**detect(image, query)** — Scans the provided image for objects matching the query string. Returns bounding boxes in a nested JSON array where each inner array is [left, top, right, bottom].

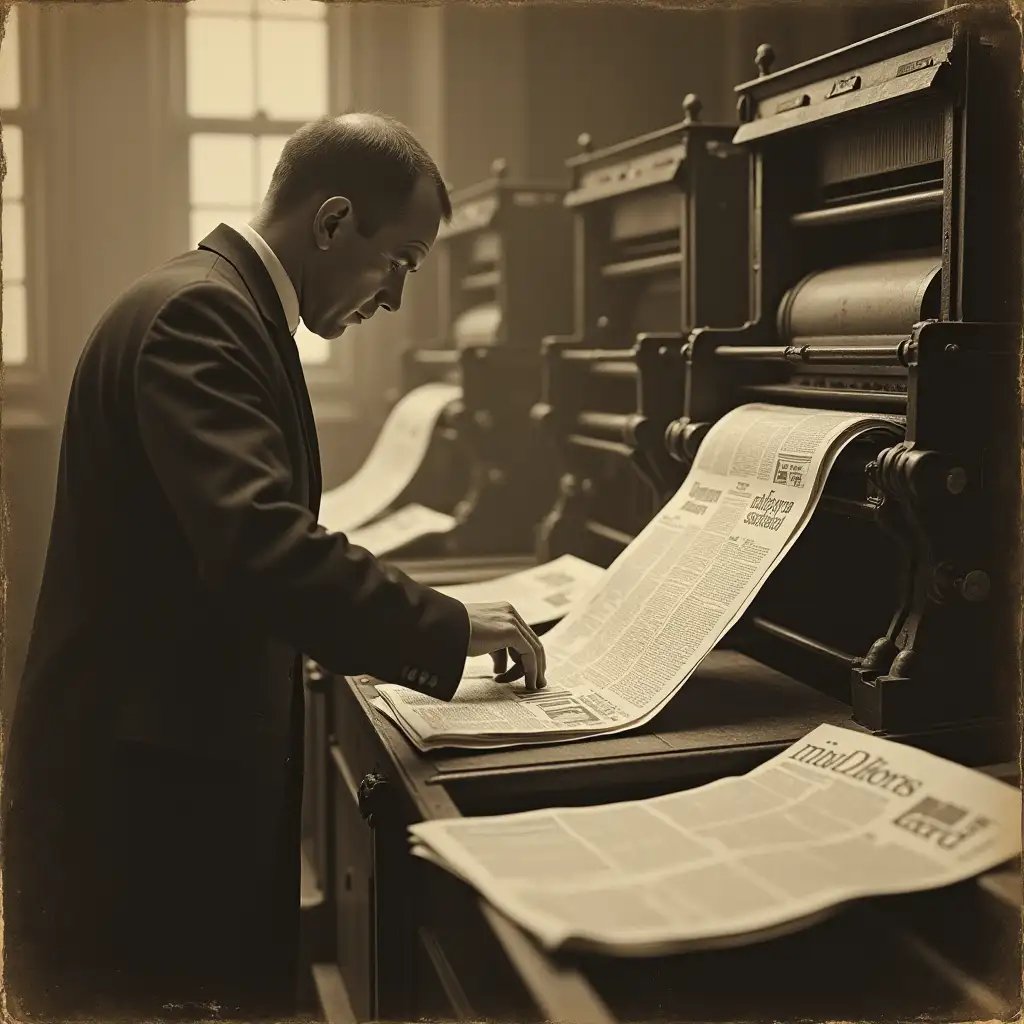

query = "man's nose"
[[377, 277, 406, 314]]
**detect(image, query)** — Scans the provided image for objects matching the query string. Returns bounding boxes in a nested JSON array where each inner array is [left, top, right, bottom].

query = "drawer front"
[[415, 861, 537, 1021], [412, 923, 468, 1021], [330, 739, 375, 1022]]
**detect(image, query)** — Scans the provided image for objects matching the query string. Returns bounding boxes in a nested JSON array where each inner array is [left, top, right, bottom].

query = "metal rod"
[[567, 434, 633, 458], [716, 342, 908, 365], [577, 411, 636, 436], [601, 251, 682, 279], [790, 187, 944, 227], [819, 495, 884, 521], [584, 520, 634, 547], [412, 349, 460, 365], [742, 384, 907, 412], [749, 617, 859, 668], [592, 362, 639, 379], [562, 348, 635, 362]]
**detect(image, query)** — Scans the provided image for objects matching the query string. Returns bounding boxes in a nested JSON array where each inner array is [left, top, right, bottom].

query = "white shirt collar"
[[234, 221, 300, 337]]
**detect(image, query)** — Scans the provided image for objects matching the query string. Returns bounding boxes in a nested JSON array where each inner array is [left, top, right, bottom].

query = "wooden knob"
[[490, 157, 508, 179], [577, 132, 593, 153], [755, 43, 775, 76], [682, 93, 702, 124], [357, 772, 390, 827]]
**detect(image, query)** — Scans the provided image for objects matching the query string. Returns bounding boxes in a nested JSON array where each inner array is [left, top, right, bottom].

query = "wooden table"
[[308, 649, 1021, 1023]]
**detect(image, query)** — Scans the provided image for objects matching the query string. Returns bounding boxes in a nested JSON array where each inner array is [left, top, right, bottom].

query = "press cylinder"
[[776, 254, 941, 344]]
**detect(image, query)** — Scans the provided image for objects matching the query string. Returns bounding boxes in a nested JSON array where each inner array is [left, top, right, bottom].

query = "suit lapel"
[[199, 225, 323, 515]]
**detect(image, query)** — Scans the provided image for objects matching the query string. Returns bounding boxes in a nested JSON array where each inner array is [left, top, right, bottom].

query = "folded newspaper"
[[371, 403, 902, 751], [409, 723, 1022, 957]]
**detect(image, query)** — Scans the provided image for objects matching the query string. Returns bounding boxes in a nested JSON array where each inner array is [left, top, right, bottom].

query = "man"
[[2, 113, 547, 1020]]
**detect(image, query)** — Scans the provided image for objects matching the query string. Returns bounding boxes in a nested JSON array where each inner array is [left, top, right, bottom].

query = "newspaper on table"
[[372, 403, 902, 751], [409, 723, 1022, 957], [435, 555, 605, 628], [318, 382, 460, 534], [347, 504, 457, 556]]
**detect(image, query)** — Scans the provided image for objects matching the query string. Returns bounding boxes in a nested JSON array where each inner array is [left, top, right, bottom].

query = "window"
[[1, 5, 27, 368], [185, 0, 340, 367]]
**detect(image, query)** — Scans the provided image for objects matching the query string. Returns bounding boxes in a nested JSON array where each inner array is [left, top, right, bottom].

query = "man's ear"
[[313, 196, 354, 250]]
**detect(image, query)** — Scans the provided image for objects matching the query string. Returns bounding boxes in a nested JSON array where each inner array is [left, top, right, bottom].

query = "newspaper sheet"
[[435, 555, 605, 627], [318, 383, 460, 534], [347, 504, 457, 556], [409, 723, 1022, 956], [374, 403, 901, 750]]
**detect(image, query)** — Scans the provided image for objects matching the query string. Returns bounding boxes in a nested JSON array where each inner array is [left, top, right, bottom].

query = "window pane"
[[2, 198, 24, 282], [3, 281, 27, 365], [257, 134, 290, 199], [295, 320, 330, 365], [186, 16, 255, 118], [257, 0, 325, 18], [256, 20, 327, 121], [4, 124, 22, 200], [190, 206, 255, 248], [0, 5, 20, 110], [191, 134, 256, 207], [189, 0, 254, 14]]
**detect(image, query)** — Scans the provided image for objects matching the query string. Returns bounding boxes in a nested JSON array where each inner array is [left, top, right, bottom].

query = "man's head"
[[254, 112, 451, 340]]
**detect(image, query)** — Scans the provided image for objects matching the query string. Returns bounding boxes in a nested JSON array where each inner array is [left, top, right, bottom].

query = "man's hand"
[[464, 602, 547, 691]]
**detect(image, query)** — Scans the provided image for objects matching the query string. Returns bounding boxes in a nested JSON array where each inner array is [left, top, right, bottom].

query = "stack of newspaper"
[[409, 724, 1022, 956], [371, 403, 902, 751]]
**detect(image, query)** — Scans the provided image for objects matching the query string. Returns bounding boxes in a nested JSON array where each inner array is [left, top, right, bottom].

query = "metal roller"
[[453, 303, 501, 348], [776, 254, 941, 344]]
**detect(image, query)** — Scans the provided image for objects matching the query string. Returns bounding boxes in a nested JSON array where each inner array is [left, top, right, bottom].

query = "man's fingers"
[[508, 609, 545, 690], [513, 609, 546, 688], [494, 649, 524, 684], [481, 606, 547, 691], [494, 633, 538, 690], [508, 633, 539, 691]]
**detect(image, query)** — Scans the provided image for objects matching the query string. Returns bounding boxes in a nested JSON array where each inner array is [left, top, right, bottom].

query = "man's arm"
[[134, 280, 469, 700]]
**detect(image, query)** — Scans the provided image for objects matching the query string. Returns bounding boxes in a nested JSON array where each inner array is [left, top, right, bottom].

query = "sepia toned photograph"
[[0, 0, 1020, 1021]]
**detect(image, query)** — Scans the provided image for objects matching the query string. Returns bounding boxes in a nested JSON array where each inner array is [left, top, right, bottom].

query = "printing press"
[[309, 11, 1022, 1024], [666, 3, 1021, 766], [378, 159, 574, 582], [533, 94, 750, 568]]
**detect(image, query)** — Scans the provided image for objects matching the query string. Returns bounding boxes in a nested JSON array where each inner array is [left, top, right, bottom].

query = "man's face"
[[299, 175, 442, 341]]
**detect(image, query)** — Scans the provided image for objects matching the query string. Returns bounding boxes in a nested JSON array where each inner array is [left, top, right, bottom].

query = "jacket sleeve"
[[133, 280, 470, 701]]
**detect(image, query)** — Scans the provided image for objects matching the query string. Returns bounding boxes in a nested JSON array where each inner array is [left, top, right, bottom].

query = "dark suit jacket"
[[2, 225, 469, 1017]]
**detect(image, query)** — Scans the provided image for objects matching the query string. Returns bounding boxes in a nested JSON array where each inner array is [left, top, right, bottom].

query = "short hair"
[[264, 112, 452, 235]]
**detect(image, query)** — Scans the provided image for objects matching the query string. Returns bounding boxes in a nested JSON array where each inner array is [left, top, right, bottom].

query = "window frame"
[[172, 1, 358, 416], [2, 3, 50, 410]]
